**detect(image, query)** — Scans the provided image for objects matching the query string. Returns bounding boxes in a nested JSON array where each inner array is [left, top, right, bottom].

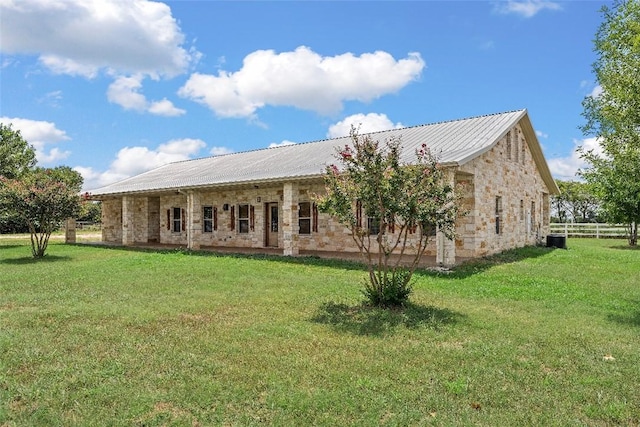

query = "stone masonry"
[[98, 123, 552, 265]]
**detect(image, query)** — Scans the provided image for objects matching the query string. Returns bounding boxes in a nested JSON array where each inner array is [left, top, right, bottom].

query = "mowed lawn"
[[1, 237, 639, 426]]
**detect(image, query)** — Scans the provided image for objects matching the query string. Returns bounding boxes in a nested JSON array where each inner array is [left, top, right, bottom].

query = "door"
[[266, 203, 279, 247]]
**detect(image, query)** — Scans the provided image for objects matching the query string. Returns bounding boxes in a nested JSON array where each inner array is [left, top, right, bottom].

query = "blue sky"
[[1, 0, 609, 191]]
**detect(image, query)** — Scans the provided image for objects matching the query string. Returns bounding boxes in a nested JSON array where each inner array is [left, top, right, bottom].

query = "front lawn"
[[1, 238, 638, 425]]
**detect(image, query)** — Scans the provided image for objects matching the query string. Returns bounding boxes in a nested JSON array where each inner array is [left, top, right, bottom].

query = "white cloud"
[[589, 84, 603, 98], [39, 55, 99, 79], [547, 137, 605, 180], [0, 116, 70, 163], [79, 138, 206, 191], [493, 1, 562, 18], [327, 113, 404, 139], [0, 0, 197, 78], [107, 75, 148, 111], [178, 46, 425, 118], [107, 75, 185, 116], [268, 140, 297, 148], [536, 130, 549, 139], [148, 99, 186, 117], [210, 146, 234, 156]]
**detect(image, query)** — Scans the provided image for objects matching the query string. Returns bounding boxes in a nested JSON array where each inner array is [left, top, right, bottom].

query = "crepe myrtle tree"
[[0, 167, 82, 258], [316, 128, 463, 307]]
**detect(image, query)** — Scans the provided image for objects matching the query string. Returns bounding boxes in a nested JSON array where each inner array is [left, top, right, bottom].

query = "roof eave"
[[88, 173, 326, 200]]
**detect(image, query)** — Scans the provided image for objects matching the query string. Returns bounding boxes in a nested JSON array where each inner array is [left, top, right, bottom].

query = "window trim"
[[495, 196, 503, 235], [238, 204, 250, 234], [299, 201, 312, 235], [203, 205, 214, 233], [172, 207, 182, 233]]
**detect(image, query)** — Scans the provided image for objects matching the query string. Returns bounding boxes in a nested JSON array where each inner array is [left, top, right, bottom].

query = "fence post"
[[564, 223, 568, 237]]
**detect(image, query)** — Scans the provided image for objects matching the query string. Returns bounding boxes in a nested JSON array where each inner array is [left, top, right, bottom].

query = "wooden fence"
[[550, 223, 628, 238]]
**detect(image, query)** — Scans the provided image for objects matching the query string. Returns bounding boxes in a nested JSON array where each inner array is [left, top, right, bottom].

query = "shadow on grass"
[[607, 300, 640, 328], [0, 254, 72, 265], [77, 242, 554, 279], [0, 244, 24, 250], [609, 244, 640, 251], [79, 242, 370, 272], [310, 301, 464, 336], [416, 245, 556, 280]]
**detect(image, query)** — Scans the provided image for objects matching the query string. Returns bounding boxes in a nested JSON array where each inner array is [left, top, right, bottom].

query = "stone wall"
[[457, 123, 551, 257], [99, 121, 553, 260], [101, 198, 122, 243]]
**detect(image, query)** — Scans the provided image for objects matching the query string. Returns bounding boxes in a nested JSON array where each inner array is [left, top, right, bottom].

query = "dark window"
[[495, 197, 502, 235], [172, 207, 181, 233], [203, 206, 213, 232], [368, 217, 380, 235], [238, 204, 249, 234], [299, 202, 311, 234]]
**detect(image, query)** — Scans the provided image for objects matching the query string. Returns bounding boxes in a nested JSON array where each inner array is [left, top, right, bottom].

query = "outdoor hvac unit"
[[546, 234, 567, 249]]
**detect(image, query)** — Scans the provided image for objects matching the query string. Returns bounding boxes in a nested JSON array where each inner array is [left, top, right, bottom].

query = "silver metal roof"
[[89, 109, 558, 197]]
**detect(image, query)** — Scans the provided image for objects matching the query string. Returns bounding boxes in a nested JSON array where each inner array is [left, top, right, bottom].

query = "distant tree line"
[[551, 180, 603, 223]]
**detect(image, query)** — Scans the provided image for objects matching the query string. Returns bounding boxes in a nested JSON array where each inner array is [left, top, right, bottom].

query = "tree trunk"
[[629, 222, 638, 246]]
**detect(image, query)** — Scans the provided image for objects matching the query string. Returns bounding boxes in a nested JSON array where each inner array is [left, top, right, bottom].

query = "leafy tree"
[[552, 180, 601, 223], [316, 129, 462, 307], [78, 200, 102, 224], [580, 0, 640, 246], [0, 123, 37, 232], [580, 148, 640, 245], [0, 167, 82, 257], [0, 123, 36, 179]]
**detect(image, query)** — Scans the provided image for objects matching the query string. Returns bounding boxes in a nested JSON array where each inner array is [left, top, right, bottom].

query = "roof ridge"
[[172, 109, 527, 166]]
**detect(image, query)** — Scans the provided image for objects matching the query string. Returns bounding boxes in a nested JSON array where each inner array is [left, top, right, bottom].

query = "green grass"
[[1, 237, 639, 426]]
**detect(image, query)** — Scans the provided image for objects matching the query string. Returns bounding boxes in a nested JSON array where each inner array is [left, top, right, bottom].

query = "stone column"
[[282, 182, 299, 256], [122, 196, 135, 246], [64, 218, 76, 244], [187, 191, 201, 250], [436, 170, 456, 267]]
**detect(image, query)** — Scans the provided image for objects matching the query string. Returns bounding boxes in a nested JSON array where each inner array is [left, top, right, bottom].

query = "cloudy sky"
[[1, 0, 609, 191]]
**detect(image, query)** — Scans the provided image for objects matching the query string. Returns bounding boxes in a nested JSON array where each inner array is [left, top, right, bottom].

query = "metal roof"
[[89, 109, 559, 197]]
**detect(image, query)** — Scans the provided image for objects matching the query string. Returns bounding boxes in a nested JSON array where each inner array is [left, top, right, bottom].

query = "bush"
[[362, 269, 413, 308]]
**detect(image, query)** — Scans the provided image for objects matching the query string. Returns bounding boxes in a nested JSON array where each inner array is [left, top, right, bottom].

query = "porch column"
[[64, 218, 76, 244], [187, 190, 201, 250], [282, 182, 299, 256], [436, 170, 456, 267], [122, 196, 135, 246]]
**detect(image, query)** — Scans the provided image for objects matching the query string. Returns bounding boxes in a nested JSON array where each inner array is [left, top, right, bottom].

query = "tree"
[[581, 148, 640, 245], [316, 129, 462, 307], [580, 0, 640, 246], [551, 180, 601, 223], [0, 123, 36, 179], [0, 123, 38, 233], [78, 200, 102, 224], [0, 167, 83, 257]]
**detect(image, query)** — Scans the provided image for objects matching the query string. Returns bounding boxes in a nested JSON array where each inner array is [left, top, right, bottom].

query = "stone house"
[[88, 109, 559, 266]]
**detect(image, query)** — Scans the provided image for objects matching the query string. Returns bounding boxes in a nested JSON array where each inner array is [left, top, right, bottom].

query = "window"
[[506, 131, 512, 160], [514, 131, 519, 163], [238, 204, 249, 234], [203, 206, 214, 232], [520, 200, 524, 221], [495, 196, 502, 235], [172, 207, 182, 233], [531, 201, 536, 232], [368, 217, 380, 235], [299, 202, 311, 235], [521, 139, 526, 165]]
